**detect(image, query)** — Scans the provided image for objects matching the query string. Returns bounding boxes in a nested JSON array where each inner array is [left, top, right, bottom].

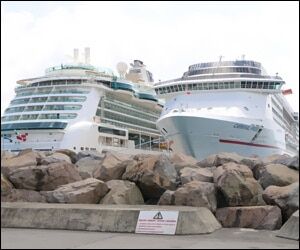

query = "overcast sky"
[[1, 1, 299, 115]]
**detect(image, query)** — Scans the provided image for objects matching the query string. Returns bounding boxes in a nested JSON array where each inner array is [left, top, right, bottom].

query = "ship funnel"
[[73, 48, 79, 63], [85, 47, 90, 64]]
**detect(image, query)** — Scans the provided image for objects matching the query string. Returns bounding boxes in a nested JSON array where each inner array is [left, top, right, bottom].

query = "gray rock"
[[100, 180, 144, 205], [216, 206, 282, 230], [76, 156, 102, 178], [42, 178, 108, 203], [179, 167, 213, 184], [257, 164, 299, 189], [263, 182, 299, 221], [76, 150, 105, 161], [122, 154, 178, 200], [1, 173, 14, 195], [8, 162, 82, 191], [54, 149, 78, 163], [173, 181, 217, 213], [214, 162, 265, 207], [157, 190, 175, 205]]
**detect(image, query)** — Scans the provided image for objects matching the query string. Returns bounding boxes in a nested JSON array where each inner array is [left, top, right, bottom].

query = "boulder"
[[197, 152, 263, 172], [1, 150, 16, 160], [1, 150, 40, 176], [216, 206, 282, 230], [173, 181, 217, 213], [93, 151, 132, 181], [1, 189, 47, 203], [213, 162, 265, 207], [41, 178, 108, 204], [100, 180, 144, 205], [257, 164, 299, 189], [272, 155, 299, 171], [277, 210, 299, 240], [76, 156, 102, 178], [46, 152, 72, 163], [179, 167, 213, 184], [157, 190, 175, 205], [263, 182, 299, 221], [1, 173, 14, 195], [7, 162, 82, 191], [54, 149, 78, 163], [262, 154, 290, 165], [122, 154, 178, 200], [76, 150, 105, 161], [171, 152, 198, 166]]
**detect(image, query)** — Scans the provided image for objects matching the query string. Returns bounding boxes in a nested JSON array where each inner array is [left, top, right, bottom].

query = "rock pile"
[[1, 149, 299, 231]]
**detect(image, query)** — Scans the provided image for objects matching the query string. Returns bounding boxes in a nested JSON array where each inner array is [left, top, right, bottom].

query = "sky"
[[1, 1, 299, 115]]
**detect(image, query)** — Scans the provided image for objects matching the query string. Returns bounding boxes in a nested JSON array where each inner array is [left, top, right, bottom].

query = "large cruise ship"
[[154, 58, 299, 160], [1, 48, 164, 153]]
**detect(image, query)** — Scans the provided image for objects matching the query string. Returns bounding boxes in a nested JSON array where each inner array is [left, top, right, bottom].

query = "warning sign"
[[135, 210, 179, 235]]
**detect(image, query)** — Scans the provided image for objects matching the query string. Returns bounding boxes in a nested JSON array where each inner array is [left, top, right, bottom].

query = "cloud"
[[1, 1, 299, 115]]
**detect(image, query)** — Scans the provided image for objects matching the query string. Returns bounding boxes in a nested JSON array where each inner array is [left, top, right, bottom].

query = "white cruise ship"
[[1, 48, 164, 153], [154, 58, 299, 160]]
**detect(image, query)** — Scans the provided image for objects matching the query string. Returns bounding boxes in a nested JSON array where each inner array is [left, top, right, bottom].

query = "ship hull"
[[157, 114, 287, 160]]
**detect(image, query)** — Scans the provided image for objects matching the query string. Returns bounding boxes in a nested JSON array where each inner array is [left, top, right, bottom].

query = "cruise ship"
[[1, 48, 164, 153], [154, 58, 299, 160]]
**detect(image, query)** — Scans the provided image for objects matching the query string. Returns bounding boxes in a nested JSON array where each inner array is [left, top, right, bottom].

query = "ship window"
[[252, 82, 257, 88], [219, 82, 224, 89], [269, 82, 275, 89], [246, 81, 251, 88], [178, 85, 183, 91], [1, 122, 67, 131], [224, 82, 229, 89], [234, 82, 241, 88], [214, 83, 218, 89], [174, 85, 179, 92], [258, 82, 263, 89], [98, 126, 126, 136], [182, 85, 186, 91], [263, 82, 269, 89], [197, 83, 203, 90], [241, 81, 246, 88], [203, 83, 208, 90], [188, 84, 193, 90]]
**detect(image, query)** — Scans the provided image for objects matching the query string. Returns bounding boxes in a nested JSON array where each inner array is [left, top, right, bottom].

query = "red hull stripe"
[[219, 139, 279, 149]]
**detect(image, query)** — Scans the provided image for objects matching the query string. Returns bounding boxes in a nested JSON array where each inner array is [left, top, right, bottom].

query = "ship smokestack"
[[85, 47, 90, 64], [73, 48, 79, 63]]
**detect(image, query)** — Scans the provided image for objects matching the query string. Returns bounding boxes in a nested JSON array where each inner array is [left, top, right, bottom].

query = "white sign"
[[135, 210, 179, 235]]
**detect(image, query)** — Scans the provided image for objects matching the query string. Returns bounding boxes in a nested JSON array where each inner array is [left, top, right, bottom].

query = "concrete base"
[[1, 202, 221, 235], [276, 210, 299, 241]]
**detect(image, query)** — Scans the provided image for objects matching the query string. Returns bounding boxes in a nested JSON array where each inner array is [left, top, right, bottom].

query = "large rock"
[[173, 181, 217, 213], [76, 150, 105, 161], [41, 178, 108, 204], [214, 162, 265, 207], [93, 151, 132, 181], [277, 210, 299, 240], [1, 189, 46, 202], [197, 152, 263, 172], [216, 206, 282, 230], [1, 173, 14, 195], [262, 154, 290, 165], [179, 167, 213, 184], [257, 164, 299, 189], [100, 180, 144, 205], [170, 152, 198, 171], [7, 162, 82, 191], [1, 150, 16, 160], [272, 155, 299, 171], [263, 182, 299, 221], [54, 149, 78, 163], [76, 157, 102, 178], [1, 150, 41, 176], [157, 190, 175, 205], [122, 154, 178, 200], [46, 152, 72, 163]]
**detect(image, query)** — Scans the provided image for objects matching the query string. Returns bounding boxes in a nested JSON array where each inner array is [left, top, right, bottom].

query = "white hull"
[[157, 113, 289, 160]]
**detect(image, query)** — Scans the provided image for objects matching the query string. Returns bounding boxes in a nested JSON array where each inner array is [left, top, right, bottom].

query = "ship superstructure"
[[154, 58, 299, 159], [1, 48, 163, 152]]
